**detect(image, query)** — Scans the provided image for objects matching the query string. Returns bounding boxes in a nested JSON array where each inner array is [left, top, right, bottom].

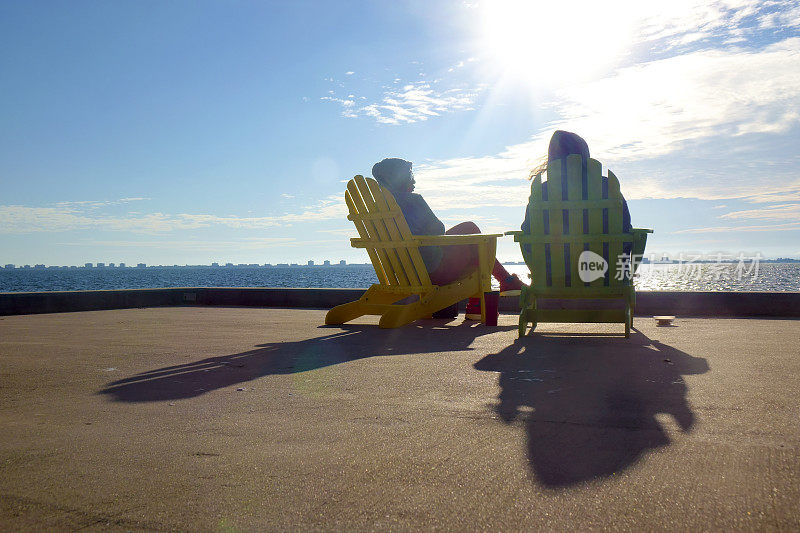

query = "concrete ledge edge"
[[1, 287, 798, 317]]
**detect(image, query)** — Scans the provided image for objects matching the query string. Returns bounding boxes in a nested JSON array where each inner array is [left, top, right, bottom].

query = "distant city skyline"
[[4, 253, 800, 270], [2, 259, 364, 269]]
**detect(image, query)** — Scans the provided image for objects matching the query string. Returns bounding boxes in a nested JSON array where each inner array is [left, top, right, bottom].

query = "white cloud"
[[634, 0, 754, 46], [612, 180, 800, 203], [551, 37, 800, 160], [719, 203, 800, 221], [410, 36, 800, 208], [758, 3, 800, 31], [740, 187, 800, 203], [317, 228, 357, 237], [673, 221, 800, 233], [611, 0, 800, 52], [118, 197, 150, 203], [0, 195, 347, 235], [60, 237, 297, 251], [324, 81, 481, 125], [447, 60, 466, 73], [320, 96, 355, 108], [55, 197, 150, 209], [415, 158, 534, 211]]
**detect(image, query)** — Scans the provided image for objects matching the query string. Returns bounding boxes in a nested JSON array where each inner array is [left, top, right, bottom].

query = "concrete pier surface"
[[1, 307, 798, 531]]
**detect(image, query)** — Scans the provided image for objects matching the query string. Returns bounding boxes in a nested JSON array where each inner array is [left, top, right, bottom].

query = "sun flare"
[[479, 0, 635, 84]]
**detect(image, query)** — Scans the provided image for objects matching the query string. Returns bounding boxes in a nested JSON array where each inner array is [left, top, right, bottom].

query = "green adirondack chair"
[[506, 155, 652, 338]]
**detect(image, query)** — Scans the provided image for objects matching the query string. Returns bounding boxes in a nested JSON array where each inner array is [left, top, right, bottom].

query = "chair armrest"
[[631, 228, 653, 274], [413, 234, 502, 246]]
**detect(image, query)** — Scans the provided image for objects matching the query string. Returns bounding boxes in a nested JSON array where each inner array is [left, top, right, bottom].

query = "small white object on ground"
[[654, 316, 676, 326]]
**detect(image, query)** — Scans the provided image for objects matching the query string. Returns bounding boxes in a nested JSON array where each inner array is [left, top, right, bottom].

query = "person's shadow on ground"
[[100, 321, 514, 403], [473, 329, 709, 487]]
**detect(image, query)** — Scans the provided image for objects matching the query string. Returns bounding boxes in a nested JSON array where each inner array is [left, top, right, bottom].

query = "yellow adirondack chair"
[[506, 155, 653, 338], [325, 175, 502, 328]]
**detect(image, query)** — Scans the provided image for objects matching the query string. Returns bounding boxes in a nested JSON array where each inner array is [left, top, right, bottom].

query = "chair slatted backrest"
[[521, 155, 632, 292], [345, 175, 433, 288]]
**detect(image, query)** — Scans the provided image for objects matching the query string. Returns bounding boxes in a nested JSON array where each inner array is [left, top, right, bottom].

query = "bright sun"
[[479, 0, 634, 84]]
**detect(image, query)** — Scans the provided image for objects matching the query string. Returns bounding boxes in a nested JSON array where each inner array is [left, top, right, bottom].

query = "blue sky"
[[2, 0, 799, 266]]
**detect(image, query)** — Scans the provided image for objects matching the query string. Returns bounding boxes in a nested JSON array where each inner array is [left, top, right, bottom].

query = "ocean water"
[[1, 263, 798, 293], [505, 263, 800, 292], [0, 265, 377, 293]]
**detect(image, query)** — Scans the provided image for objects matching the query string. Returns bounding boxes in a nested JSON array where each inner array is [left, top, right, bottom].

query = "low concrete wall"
[[634, 291, 800, 317], [1, 287, 799, 317], [0, 288, 363, 316], [0, 288, 190, 316]]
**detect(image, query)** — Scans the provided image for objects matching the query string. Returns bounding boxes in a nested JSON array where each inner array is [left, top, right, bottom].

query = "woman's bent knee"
[[446, 221, 480, 235]]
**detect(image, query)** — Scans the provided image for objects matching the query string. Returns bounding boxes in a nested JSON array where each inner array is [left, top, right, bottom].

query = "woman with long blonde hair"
[[521, 130, 632, 255], [522, 130, 631, 229]]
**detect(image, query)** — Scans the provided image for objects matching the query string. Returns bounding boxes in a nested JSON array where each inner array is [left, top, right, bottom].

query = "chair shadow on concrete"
[[473, 329, 709, 488], [99, 320, 515, 403]]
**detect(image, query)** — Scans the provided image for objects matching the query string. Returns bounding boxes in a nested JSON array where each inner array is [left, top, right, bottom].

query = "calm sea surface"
[[1, 263, 798, 293]]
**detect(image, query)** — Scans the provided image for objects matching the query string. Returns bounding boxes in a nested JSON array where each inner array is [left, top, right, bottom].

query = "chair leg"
[[629, 290, 636, 330], [381, 290, 469, 328], [625, 302, 631, 338], [518, 289, 529, 337], [325, 300, 367, 325], [325, 287, 400, 325]]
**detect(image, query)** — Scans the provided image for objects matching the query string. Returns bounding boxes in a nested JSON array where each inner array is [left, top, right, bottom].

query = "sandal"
[[499, 274, 525, 294], [465, 297, 481, 320]]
